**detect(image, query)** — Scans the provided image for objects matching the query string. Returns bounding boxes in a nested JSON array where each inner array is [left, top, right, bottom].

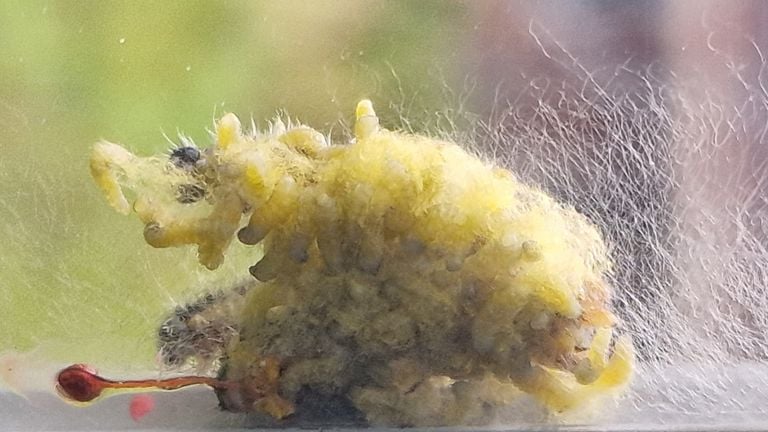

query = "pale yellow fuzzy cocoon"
[[91, 100, 633, 426]]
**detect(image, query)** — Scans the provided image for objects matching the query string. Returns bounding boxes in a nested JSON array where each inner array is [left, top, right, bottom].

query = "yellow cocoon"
[[91, 100, 633, 426]]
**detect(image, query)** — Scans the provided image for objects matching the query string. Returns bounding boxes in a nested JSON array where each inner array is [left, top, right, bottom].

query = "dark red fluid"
[[56, 364, 231, 403]]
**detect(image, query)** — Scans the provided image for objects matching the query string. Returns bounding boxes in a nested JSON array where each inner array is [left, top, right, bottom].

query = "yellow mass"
[[90, 100, 633, 426]]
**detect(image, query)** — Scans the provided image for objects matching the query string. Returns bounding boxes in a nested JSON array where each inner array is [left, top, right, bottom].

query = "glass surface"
[[1, 1, 767, 430]]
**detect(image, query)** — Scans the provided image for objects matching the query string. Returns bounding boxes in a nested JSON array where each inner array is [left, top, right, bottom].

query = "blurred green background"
[[0, 0, 469, 369]]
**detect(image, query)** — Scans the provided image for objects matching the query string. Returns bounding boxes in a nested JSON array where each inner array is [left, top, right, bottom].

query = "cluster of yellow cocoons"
[[90, 100, 633, 426]]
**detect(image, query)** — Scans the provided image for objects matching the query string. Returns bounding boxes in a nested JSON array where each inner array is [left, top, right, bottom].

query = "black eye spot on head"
[[158, 316, 184, 342], [170, 146, 201, 169]]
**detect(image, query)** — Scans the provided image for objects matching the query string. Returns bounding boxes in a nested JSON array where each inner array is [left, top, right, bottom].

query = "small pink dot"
[[129, 394, 155, 422]]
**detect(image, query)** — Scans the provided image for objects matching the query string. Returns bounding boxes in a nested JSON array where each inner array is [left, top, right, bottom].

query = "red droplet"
[[129, 394, 155, 422]]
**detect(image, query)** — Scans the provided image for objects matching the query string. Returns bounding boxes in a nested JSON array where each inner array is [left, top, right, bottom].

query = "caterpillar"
[[73, 100, 633, 426]]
